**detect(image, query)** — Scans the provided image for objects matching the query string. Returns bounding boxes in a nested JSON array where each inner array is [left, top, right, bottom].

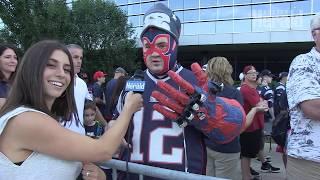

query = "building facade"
[[113, 0, 320, 78]]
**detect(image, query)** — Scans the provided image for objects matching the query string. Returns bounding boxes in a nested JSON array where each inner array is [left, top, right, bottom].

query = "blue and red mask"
[[141, 28, 178, 75]]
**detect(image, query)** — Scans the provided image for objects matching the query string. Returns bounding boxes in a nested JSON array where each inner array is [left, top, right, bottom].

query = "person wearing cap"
[[104, 67, 127, 121], [92, 70, 107, 118], [259, 69, 276, 123], [113, 3, 246, 179], [239, 65, 268, 180], [286, 14, 320, 179], [255, 69, 281, 173]]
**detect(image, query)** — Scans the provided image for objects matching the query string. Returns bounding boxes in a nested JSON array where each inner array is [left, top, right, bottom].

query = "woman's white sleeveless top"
[[0, 107, 82, 180]]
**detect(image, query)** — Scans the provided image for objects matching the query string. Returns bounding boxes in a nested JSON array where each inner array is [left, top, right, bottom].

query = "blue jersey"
[[115, 67, 206, 179]]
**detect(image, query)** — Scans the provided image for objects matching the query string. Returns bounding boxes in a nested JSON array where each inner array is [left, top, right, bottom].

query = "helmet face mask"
[[142, 28, 178, 75]]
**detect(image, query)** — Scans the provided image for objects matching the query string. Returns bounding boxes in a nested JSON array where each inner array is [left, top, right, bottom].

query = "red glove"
[[151, 63, 246, 144]]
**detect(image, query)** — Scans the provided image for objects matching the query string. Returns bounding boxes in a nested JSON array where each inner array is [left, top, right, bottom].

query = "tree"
[[69, 0, 140, 75], [0, 0, 140, 75]]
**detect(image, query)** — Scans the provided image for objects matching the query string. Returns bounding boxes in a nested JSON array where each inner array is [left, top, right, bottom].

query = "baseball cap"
[[141, 3, 181, 41], [243, 65, 255, 74], [93, 71, 107, 81], [260, 69, 275, 77], [279, 72, 288, 79], [115, 67, 127, 74]]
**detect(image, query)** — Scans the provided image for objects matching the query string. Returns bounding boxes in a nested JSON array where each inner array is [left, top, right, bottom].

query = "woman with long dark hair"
[[0, 40, 143, 179]]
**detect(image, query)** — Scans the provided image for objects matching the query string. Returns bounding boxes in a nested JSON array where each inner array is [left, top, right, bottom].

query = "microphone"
[[124, 70, 145, 94]]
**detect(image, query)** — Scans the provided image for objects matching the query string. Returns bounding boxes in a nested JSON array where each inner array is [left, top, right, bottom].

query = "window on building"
[[200, 0, 217, 7], [291, 0, 311, 15], [217, 0, 233, 6], [252, 18, 271, 32], [314, 0, 320, 13], [128, 16, 140, 27], [234, 19, 252, 33], [128, 4, 140, 15], [116, 0, 127, 5], [252, 4, 270, 18], [271, 17, 290, 31], [184, 9, 199, 22], [128, 0, 139, 3], [174, 11, 184, 23], [234, 5, 251, 18], [159, 0, 168, 7], [291, 15, 312, 30], [216, 20, 233, 33], [184, 0, 199, 9], [251, 0, 269, 3], [141, 2, 154, 14], [271, 2, 290, 16], [198, 21, 216, 34], [169, 0, 183, 10], [217, 6, 233, 19], [200, 8, 217, 21], [184, 23, 198, 35], [234, 0, 251, 5]]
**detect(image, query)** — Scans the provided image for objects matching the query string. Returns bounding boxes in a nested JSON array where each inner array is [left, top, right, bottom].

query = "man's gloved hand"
[[151, 63, 246, 144]]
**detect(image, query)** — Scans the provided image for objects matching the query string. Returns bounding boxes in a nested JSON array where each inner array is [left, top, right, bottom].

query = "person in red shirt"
[[240, 65, 265, 180]]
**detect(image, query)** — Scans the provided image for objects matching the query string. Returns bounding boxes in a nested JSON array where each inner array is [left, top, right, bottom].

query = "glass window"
[[128, 4, 140, 15], [271, 17, 290, 31], [252, 0, 269, 3], [252, 4, 270, 18], [234, 19, 252, 33], [184, 23, 197, 35], [291, 0, 311, 15], [174, 11, 184, 23], [291, 15, 312, 30], [169, 0, 183, 10], [141, 2, 154, 14], [128, 0, 139, 3], [234, 5, 251, 18], [216, 20, 233, 33], [315, 0, 320, 13], [198, 22, 216, 34], [200, 8, 217, 21], [252, 18, 271, 32], [217, 0, 233, 6], [217, 7, 233, 19], [271, 2, 290, 16], [116, 0, 127, 5], [184, 9, 199, 22], [234, 0, 251, 5], [159, 0, 168, 6], [200, 0, 217, 7], [128, 16, 140, 27], [184, 0, 199, 9]]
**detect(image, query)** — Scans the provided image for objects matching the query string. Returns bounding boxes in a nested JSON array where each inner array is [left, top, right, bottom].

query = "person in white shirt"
[[286, 14, 320, 180]]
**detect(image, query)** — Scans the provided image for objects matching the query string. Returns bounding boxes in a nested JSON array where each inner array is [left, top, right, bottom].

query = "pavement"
[[250, 143, 286, 180]]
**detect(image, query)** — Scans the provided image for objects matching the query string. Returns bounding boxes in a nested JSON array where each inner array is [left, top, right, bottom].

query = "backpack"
[[271, 111, 290, 147]]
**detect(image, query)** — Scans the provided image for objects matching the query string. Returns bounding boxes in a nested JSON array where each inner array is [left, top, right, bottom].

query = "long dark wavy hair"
[[0, 40, 78, 123]]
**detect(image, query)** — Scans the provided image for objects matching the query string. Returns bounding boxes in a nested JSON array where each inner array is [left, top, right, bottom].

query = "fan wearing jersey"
[[114, 3, 245, 180]]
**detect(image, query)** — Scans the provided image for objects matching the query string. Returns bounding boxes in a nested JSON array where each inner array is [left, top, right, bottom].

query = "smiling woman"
[[0, 44, 18, 109], [0, 40, 143, 179]]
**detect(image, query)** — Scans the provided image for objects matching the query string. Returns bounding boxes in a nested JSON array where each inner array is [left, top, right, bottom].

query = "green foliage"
[[0, 0, 140, 74]]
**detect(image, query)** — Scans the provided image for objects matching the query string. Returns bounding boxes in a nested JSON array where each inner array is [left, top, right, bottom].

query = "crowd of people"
[[0, 3, 319, 180]]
